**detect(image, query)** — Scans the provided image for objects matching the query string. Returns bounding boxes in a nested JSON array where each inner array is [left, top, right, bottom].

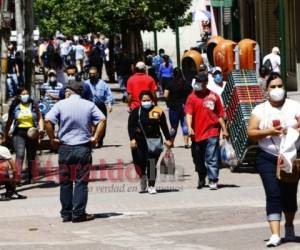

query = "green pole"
[[154, 31, 158, 54], [279, 0, 286, 83], [175, 16, 181, 68]]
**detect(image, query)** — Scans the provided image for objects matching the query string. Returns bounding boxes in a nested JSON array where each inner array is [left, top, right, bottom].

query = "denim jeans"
[[191, 136, 220, 182], [6, 74, 18, 97], [13, 128, 38, 182], [169, 107, 188, 139], [256, 150, 298, 221], [58, 144, 92, 220]]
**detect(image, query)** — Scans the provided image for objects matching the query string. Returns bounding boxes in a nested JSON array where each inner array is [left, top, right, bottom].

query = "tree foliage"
[[34, 0, 192, 37]]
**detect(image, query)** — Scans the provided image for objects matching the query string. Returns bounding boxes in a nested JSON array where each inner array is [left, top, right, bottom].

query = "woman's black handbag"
[[138, 108, 164, 155]]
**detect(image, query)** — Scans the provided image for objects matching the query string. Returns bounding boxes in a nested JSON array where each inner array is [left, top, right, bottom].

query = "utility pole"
[[15, 0, 24, 52], [24, 0, 34, 91], [0, 0, 10, 110], [153, 31, 158, 54], [175, 15, 181, 68], [279, 0, 286, 83]]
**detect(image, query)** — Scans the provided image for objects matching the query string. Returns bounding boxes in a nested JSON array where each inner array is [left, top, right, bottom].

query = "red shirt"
[[185, 90, 224, 142], [127, 73, 157, 110]]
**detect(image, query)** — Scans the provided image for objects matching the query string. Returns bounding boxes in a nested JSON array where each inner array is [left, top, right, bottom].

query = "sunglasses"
[[269, 85, 283, 89]]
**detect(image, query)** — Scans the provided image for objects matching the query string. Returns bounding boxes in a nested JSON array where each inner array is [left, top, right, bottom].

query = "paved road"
[[1, 85, 300, 249]]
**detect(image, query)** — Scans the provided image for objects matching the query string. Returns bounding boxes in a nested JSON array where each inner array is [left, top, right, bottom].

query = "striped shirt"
[[41, 82, 64, 109], [45, 95, 106, 146]]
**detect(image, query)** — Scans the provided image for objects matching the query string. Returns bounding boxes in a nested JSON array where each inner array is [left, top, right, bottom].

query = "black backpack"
[[263, 59, 273, 72]]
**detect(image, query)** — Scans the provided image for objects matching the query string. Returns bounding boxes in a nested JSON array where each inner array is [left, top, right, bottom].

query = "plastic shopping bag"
[[220, 139, 238, 166], [160, 149, 175, 175]]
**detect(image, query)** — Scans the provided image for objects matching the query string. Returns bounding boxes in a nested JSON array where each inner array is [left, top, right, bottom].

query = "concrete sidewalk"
[[1, 87, 300, 249]]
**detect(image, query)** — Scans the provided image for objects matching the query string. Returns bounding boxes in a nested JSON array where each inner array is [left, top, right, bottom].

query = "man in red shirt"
[[185, 72, 229, 190], [127, 62, 157, 111]]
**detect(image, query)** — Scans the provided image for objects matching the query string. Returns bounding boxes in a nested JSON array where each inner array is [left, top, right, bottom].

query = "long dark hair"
[[266, 72, 282, 88], [164, 55, 170, 68]]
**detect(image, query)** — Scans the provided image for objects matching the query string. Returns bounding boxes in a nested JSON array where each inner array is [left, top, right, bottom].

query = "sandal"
[[0, 194, 10, 201]]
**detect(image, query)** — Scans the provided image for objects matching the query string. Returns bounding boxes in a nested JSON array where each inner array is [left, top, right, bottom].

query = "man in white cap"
[[207, 66, 226, 97], [263, 47, 281, 73], [40, 69, 64, 111], [127, 61, 157, 111]]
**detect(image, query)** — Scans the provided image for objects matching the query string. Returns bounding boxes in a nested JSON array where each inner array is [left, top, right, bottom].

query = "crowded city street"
[[1, 0, 300, 249]]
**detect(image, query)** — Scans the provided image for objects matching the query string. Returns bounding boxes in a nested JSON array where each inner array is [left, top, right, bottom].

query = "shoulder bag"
[[138, 108, 164, 155]]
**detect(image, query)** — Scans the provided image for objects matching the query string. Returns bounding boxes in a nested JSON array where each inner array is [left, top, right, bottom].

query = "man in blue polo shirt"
[[45, 80, 106, 223], [85, 66, 114, 147]]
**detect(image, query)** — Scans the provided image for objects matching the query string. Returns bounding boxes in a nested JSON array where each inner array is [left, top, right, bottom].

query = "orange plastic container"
[[182, 50, 203, 83], [238, 39, 257, 70], [213, 39, 237, 80], [207, 36, 224, 66]]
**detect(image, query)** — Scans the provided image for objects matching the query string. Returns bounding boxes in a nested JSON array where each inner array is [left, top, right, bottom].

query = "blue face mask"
[[214, 74, 223, 84], [20, 95, 29, 103], [141, 101, 153, 110]]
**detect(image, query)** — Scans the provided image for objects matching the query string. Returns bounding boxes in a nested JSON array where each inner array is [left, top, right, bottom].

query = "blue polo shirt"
[[45, 95, 106, 146]]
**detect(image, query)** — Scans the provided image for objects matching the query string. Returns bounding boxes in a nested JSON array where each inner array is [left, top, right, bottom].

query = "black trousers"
[[131, 142, 161, 187], [96, 102, 107, 145]]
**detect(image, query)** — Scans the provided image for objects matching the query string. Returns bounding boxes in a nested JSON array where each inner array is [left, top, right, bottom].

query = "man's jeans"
[[169, 107, 189, 139], [191, 136, 220, 182], [6, 74, 18, 97], [58, 144, 92, 220]]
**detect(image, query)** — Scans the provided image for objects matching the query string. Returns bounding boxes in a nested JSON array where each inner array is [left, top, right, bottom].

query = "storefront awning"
[[211, 0, 233, 7]]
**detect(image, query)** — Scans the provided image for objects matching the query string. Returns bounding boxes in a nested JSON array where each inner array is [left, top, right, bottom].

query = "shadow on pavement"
[[281, 236, 300, 243], [100, 144, 122, 148], [156, 189, 181, 193], [217, 184, 240, 189], [94, 212, 123, 219], [16, 181, 59, 192]]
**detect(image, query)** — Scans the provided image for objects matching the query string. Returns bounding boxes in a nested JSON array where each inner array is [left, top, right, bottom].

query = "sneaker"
[[209, 181, 218, 190], [197, 179, 206, 189], [266, 234, 281, 247], [140, 175, 147, 192], [148, 186, 157, 194], [285, 226, 296, 241]]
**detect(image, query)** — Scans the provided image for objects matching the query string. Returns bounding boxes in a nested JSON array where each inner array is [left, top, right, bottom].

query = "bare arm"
[[218, 117, 229, 138], [92, 120, 106, 143], [247, 114, 282, 142], [45, 120, 57, 146], [186, 114, 194, 136], [127, 93, 133, 109], [164, 90, 170, 100]]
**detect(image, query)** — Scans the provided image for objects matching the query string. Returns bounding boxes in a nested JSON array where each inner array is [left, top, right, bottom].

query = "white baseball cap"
[[135, 61, 146, 70]]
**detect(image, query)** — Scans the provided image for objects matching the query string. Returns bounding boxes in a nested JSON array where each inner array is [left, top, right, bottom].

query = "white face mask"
[[269, 88, 285, 102], [49, 76, 56, 82], [191, 79, 203, 92]]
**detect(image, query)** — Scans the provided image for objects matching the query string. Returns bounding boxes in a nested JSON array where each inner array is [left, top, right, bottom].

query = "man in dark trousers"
[[45, 80, 106, 223]]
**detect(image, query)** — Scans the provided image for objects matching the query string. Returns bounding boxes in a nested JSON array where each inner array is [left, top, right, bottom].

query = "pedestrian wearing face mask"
[[85, 67, 114, 147], [59, 65, 93, 101], [40, 69, 64, 110], [207, 66, 226, 97], [128, 91, 173, 194], [4, 88, 44, 184], [186, 72, 229, 190], [248, 72, 300, 247]]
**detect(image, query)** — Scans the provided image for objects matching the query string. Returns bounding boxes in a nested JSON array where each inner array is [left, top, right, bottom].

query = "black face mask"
[[90, 76, 98, 84]]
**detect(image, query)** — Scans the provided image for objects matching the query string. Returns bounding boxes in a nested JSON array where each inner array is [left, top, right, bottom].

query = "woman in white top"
[[248, 73, 300, 247]]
